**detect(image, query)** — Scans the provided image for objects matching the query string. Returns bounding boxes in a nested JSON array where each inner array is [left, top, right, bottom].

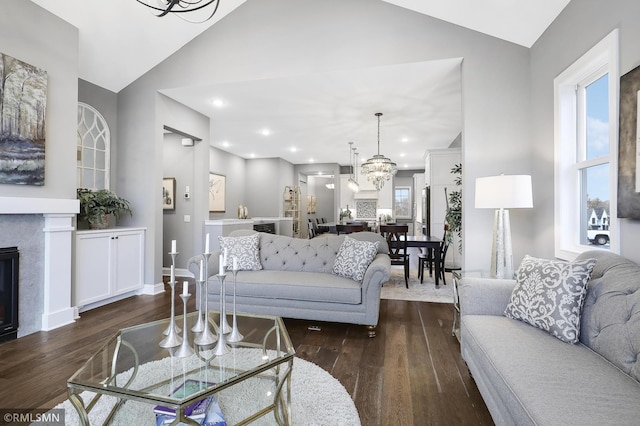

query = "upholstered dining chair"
[[380, 224, 410, 288], [308, 218, 318, 239]]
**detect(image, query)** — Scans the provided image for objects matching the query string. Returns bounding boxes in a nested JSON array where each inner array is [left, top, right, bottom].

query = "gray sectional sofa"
[[188, 230, 391, 335], [459, 250, 640, 425]]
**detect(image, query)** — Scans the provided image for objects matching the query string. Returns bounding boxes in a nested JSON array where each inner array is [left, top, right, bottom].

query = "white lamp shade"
[[475, 175, 533, 209]]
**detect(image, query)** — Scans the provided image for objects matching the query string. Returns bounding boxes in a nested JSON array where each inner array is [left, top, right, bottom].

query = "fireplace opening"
[[0, 247, 19, 343]]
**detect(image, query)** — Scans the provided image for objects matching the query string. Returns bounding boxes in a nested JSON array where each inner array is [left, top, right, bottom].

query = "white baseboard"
[[162, 267, 194, 278], [141, 282, 165, 295]]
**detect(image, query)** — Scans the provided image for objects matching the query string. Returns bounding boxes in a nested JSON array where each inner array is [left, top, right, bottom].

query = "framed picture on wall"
[[209, 172, 226, 212], [162, 177, 176, 211]]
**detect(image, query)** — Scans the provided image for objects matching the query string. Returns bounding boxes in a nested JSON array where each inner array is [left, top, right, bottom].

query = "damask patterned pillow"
[[218, 233, 262, 271], [504, 255, 597, 344], [332, 236, 379, 283]]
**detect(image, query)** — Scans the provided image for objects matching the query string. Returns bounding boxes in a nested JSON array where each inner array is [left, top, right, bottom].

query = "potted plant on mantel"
[[77, 188, 132, 230]]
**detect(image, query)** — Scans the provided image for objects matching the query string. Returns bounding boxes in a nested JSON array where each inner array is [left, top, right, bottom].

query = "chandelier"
[[347, 142, 359, 192], [361, 112, 397, 191], [136, 0, 221, 22]]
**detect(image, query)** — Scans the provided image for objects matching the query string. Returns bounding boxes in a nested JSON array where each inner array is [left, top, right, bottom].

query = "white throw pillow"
[[218, 233, 262, 271], [332, 236, 379, 283], [504, 254, 596, 344]]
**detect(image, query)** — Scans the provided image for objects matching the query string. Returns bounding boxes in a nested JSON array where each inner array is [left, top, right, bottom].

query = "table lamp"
[[475, 174, 533, 279]]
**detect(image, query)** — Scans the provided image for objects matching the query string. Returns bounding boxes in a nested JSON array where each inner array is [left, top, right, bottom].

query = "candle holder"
[[226, 266, 243, 343], [163, 251, 181, 337], [195, 252, 217, 346], [160, 252, 182, 348], [175, 292, 194, 358], [212, 273, 230, 356], [191, 277, 206, 333]]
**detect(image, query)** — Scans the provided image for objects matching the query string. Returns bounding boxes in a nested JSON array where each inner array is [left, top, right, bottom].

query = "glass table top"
[[68, 310, 295, 415]]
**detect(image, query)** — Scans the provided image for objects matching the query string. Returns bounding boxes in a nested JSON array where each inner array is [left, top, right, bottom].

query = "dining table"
[[390, 235, 444, 286]]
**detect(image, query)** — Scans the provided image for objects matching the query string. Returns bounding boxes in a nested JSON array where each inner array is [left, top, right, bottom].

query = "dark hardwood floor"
[[0, 276, 493, 425]]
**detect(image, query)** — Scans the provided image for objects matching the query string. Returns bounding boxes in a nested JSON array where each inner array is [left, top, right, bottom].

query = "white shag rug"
[[381, 267, 454, 304], [49, 348, 359, 426]]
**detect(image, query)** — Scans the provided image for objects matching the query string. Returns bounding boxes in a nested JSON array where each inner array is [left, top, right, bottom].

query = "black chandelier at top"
[[136, 0, 221, 22]]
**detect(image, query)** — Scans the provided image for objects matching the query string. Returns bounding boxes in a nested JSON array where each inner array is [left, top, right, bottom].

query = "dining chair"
[[336, 223, 365, 235], [308, 219, 317, 239], [379, 224, 410, 288], [418, 225, 450, 285]]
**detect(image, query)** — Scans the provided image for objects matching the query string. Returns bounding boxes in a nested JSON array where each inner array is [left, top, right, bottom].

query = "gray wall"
[[209, 147, 248, 219], [0, 0, 78, 200], [0, 1, 79, 336], [116, 0, 533, 281], [530, 0, 640, 263]]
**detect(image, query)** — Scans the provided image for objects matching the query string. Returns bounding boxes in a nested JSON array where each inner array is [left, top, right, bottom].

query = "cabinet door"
[[113, 230, 144, 295], [75, 233, 112, 306]]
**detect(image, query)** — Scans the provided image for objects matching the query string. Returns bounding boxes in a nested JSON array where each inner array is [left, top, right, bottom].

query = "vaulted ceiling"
[[32, 0, 570, 169]]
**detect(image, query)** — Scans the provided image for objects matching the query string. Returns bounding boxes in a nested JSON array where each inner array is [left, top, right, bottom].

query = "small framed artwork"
[[209, 172, 226, 213], [162, 178, 176, 211]]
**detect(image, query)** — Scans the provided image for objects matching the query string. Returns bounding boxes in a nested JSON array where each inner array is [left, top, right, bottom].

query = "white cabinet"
[[75, 227, 145, 311]]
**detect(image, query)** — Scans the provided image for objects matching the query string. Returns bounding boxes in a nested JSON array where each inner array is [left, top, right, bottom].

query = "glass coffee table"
[[67, 311, 295, 425]]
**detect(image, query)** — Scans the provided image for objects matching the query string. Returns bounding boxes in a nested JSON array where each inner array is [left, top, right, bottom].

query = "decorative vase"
[[89, 214, 109, 230]]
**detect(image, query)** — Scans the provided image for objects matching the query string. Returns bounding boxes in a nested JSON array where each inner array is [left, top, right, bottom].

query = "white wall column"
[[42, 213, 76, 330]]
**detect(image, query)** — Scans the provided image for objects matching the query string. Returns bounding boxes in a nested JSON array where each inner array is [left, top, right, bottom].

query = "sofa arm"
[[459, 277, 516, 317], [187, 251, 222, 279], [362, 254, 391, 295]]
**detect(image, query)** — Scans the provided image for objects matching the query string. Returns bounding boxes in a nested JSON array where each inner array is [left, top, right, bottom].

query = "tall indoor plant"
[[77, 188, 132, 229], [445, 163, 462, 255]]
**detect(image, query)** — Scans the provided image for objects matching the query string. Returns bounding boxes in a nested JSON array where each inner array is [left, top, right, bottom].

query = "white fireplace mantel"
[[0, 196, 78, 215], [0, 196, 79, 333]]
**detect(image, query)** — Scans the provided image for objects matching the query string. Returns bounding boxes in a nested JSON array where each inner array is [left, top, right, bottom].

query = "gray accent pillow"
[[218, 233, 262, 271], [504, 254, 596, 344], [332, 236, 379, 282]]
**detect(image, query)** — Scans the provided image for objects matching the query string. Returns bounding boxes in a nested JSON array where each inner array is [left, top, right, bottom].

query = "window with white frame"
[[554, 30, 619, 260]]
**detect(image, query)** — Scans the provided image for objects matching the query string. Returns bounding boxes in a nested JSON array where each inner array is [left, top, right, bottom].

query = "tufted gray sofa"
[[188, 230, 391, 334], [459, 250, 640, 425]]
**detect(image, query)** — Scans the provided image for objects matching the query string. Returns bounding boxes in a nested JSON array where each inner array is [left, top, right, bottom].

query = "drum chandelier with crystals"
[[361, 112, 397, 191]]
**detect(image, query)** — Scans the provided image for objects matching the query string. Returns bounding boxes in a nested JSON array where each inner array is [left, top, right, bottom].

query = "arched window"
[[77, 102, 110, 190]]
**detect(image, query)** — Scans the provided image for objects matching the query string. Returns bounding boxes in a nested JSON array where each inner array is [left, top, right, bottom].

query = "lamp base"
[[490, 208, 513, 279]]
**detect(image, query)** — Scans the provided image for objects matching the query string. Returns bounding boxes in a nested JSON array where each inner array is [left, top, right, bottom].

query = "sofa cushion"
[[211, 270, 362, 304], [504, 254, 596, 344], [332, 236, 379, 282], [218, 233, 262, 271]]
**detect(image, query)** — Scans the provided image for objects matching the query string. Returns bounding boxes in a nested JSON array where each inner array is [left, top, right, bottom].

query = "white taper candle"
[[171, 239, 176, 253], [205, 233, 210, 253], [183, 281, 188, 295]]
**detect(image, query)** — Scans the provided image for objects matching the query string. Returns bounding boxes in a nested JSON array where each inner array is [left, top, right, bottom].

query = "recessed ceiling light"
[[403, 164, 409, 168], [211, 99, 225, 107], [249, 153, 256, 158], [401, 137, 409, 142], [221, 141, 230, 147], [400, 153, 406, 157], [291, 147, 297, 152], [261, 129, 271, 136], [309, 158, 315, 163]]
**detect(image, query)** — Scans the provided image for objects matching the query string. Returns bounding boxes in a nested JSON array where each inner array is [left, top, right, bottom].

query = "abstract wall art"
[[0, 52, 48, 185]]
